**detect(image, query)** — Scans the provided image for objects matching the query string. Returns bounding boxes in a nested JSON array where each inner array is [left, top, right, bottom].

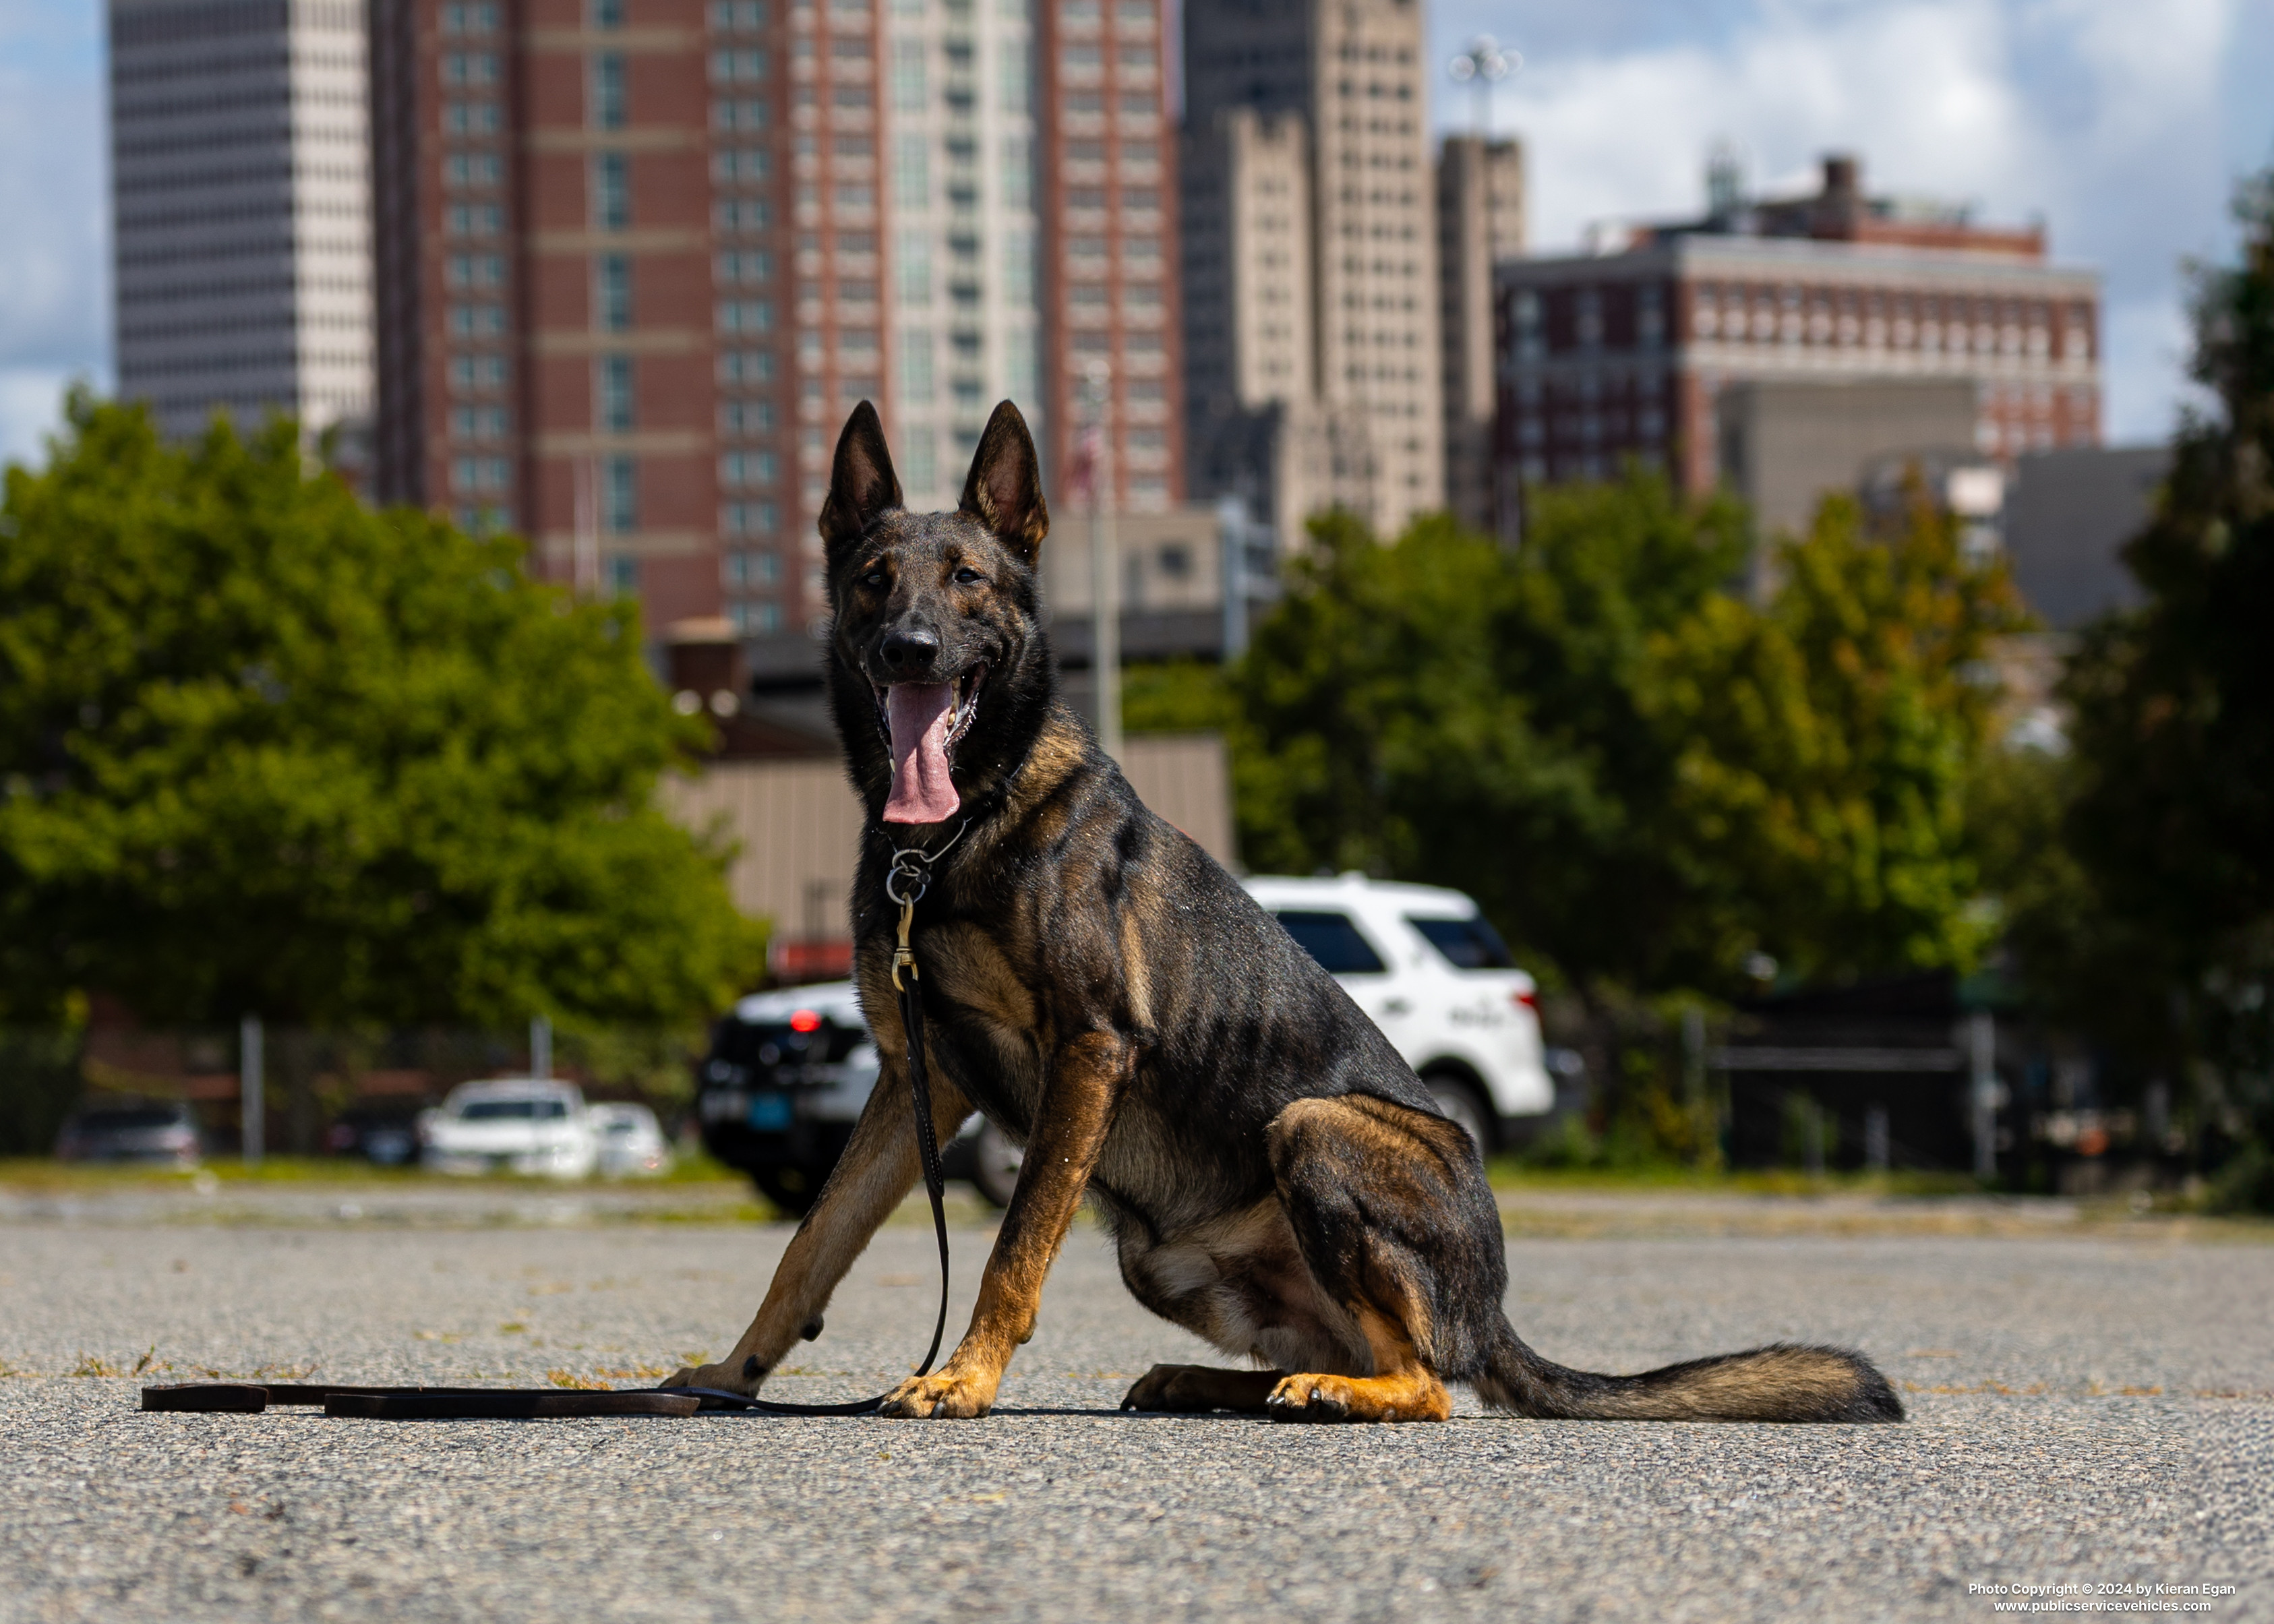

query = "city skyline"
[[4, 0, 2269, 467]]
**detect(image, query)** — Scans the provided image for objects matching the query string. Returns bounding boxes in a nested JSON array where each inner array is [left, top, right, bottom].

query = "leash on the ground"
[[140, 824, 970, 1423]]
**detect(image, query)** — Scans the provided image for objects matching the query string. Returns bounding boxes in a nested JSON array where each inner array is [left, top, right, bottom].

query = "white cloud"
[[0, 369, 91, 472], [1431, 0, 2256, 442]]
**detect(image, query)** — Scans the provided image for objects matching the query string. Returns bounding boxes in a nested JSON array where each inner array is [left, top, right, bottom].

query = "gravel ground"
[[1, 1189, 2269, 1623]]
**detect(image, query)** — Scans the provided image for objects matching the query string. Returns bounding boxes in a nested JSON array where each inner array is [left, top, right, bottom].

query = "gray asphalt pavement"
[[2, 1185, 2269, 1623]]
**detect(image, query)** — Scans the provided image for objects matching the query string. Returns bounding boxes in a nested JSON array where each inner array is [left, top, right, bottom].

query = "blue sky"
[[2, 0, 2269, 465]]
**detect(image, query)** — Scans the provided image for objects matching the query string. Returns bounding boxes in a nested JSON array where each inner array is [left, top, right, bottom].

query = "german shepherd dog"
[[667, 401, 1903, 1425]]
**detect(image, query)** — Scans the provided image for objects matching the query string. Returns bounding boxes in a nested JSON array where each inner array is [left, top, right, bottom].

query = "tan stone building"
[[1179, 0, 1446, 547]]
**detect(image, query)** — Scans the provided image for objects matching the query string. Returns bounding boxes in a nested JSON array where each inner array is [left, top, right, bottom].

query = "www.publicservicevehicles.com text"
[[1974, 1582, 2238, 1614]]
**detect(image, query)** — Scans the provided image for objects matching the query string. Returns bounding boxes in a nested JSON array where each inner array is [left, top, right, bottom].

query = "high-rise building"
[[1493, 154, 2101, 543], [881, 0, 1044, 508], [111, 0, 376, 444], [1435, 133, 1522, 533], [1034, 0, 1183, 512], [371, 0, 1181, 638], [1180, 0, 1445, 545]]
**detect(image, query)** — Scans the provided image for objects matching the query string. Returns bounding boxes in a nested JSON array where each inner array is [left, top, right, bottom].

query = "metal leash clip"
[[886, 820, 967, 991]]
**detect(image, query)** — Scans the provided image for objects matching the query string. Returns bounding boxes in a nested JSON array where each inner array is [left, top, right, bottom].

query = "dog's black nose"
[[880, 626, 940, 676]]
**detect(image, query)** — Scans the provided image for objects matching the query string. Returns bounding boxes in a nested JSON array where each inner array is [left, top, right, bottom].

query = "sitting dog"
[[668, 401, 1902, 1424]]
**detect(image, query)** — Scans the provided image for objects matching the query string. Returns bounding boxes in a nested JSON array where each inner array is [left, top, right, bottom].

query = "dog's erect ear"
[[957, 400, 1049, 562], [818, 401, 903, 555]]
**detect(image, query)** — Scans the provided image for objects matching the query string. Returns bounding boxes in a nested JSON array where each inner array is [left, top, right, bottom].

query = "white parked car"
[[1240, 873, 1555, 1151], [590, 1102, 674, 1178], [419, 1079, 598, 1180]]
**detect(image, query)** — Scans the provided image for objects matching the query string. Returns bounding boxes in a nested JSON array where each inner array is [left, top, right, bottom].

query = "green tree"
[[0, 394, 766, 1028], [1204, 471, 2015, 1000], [1646, 484, 2025, 986], [2053, 176, 2274, 1206]]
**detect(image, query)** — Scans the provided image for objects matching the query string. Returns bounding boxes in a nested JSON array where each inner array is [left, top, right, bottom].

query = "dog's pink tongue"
[[885, 682, 960, 824]]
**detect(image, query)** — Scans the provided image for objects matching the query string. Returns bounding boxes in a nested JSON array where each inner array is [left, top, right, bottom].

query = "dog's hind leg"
[[665, 1041, 971, 1398], [1247, 1093, 1505, 1424]]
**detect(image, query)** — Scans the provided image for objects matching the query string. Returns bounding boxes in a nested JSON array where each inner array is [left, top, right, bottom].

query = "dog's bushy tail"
[[1474, 1321, 1903, 1423]]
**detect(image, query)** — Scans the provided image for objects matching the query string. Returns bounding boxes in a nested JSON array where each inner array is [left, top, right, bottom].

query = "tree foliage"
[[0, 394, 766, 1027], [1167, 469, 2021, 1000], [2039, 177, 2274, 1204]]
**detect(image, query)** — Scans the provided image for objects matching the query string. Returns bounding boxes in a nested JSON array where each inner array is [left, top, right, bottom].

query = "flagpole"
[[1083, 359, 1120, 760]]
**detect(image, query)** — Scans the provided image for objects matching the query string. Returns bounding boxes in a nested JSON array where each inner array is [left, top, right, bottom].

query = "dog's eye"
[[953, 566, 984, 586], [861, 568, 887, 589]]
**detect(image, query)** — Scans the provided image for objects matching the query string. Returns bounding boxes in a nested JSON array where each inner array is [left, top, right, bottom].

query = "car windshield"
[[75, 1108, 185, 1133], [1274, 910, 1386, 975], [1407, 914, 1516, 971], [599, 1118, 637, 1135], [456, 1098, 567, 1121]]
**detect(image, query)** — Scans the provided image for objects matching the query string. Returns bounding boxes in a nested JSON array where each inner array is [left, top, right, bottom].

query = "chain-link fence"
[[0, 1023, 709, 1160]]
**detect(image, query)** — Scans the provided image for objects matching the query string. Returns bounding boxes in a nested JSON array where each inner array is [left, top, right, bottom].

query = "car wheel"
[[969, 1119, 1023, 1209], [1423, 1073, 1494, 1157]]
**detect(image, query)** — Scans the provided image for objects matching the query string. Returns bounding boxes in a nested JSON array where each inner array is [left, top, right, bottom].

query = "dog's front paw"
[[878, 1367, 998, 1419], [663, 1361, 755, 1396]]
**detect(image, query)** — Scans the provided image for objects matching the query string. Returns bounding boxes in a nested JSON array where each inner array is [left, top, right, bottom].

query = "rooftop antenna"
[[1447, 34, 1518, 141]]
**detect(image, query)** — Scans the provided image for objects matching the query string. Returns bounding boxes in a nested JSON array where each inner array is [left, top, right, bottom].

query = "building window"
[[451, 455, 511, 492], [715, 198, 771, 234], [607, 554, 639, 595], [591, 53, 626, 128], [440, 52, 498, 86], [1002, 231, 1033, 303], [443, 151, 502, 188], [890, 39, 925, 110], [595, 255, 633, 331], [448, 404, 508, 439], [722, 500, 781, 536], [603, 456, 638, 532], [890, 135, 930, 211], [997, 39, 1029, 112], [445, 203, 502, 236], [597, 354, 634, 431], [708, 0, 763, 30], [444, 253, 503, 289], [719, 398, 773, 434], [720, 450, 779, 487], [899, 329, 933, 400], [441, 3, 498, 32], [717, 299, 773, 334], [716, 249, 772, 284], [592, 0, 624, 28], [592, 152, 630, 230], [447, 304, 506, 337], [1001, 136, 1031, 208], [443, 100, 500, 135], [448, 354, 508, 392], [901, 427, 936, 493], [719, 350, 775, 385]]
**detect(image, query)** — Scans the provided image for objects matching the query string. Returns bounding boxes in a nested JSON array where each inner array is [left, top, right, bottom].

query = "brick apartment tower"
[[371, 0, 1183, 640], [372, 0, 891, 637], [1032, 0, 1183, 510]]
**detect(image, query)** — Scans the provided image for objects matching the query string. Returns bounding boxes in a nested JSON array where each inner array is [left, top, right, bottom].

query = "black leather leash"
[[140, 824, 971, 1424], [676, 822, 967, 1416]]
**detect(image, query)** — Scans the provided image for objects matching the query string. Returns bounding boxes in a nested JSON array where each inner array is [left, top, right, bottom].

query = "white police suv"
[[1240, 873, 1553, 1151]]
